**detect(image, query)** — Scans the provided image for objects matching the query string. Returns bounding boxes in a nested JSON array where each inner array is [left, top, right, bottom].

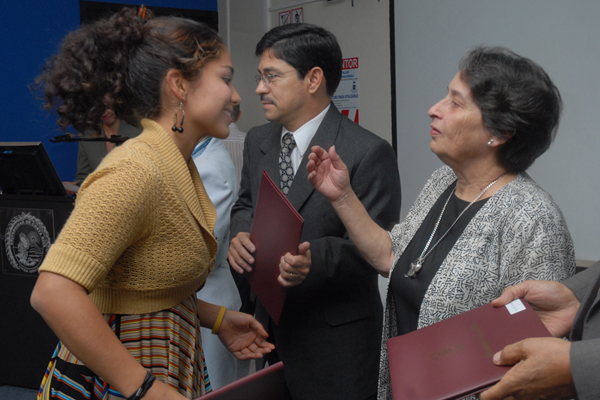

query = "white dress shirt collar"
[[281, 104, 330, 175]]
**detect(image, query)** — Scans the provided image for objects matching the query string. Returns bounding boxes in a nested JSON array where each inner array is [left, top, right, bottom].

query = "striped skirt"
[[37, 294, 211, 399]]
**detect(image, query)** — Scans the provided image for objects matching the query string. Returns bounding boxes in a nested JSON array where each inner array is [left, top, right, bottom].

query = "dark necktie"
[[279, 132, 296, 195]]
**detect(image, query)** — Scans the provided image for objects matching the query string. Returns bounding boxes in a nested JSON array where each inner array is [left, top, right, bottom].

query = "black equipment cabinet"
[[0, 194, 74, 388]]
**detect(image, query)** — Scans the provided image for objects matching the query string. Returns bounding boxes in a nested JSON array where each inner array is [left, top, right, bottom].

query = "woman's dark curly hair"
[[33, 8, 224, 135], [459, 46, 562, 173]]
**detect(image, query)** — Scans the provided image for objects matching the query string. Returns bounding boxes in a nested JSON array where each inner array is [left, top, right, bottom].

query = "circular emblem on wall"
[[4, 212, 51, 273]]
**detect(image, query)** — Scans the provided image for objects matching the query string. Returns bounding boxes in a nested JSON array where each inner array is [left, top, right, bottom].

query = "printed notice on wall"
[[279, 8, 303, 26], [332, 57, 359, 124]]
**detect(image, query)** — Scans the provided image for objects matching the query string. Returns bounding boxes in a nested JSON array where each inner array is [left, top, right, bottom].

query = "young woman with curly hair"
[[31, 8, 273, 400]]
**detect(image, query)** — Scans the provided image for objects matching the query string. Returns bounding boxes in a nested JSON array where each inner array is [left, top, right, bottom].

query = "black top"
[[390, 182, 489, 336]]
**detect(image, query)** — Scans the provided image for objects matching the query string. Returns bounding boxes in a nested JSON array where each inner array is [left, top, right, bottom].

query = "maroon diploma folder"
[[247, 171, 304, 324], [197, 361, 291, 400], [386, 299, 552, 400]]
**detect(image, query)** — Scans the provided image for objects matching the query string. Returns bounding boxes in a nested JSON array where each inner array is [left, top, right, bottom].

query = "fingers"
[[297, 241, 311, 255], [278, 245, 311, 288], [278, 263, 302, 287], [232, 331, 275, 360], [327, 145, 348, 172], [228, 232, 255, 273], [254, 335, 275, 351], [307, 146, 328, 185], [234, 345, 273, 360], [307, 167, 318, 187], [490, 281, 533, 307], [307, 145, 325, 166], [479, 372, 518, 400], [479, 344, 529, 400], [239, 336, 273, 353], [236, 232, 256, 254], [481, 338, 575, 400], [227, 245, 251, 274], [493, 340, 528, 367], [234, 348, 266, 360], [277, 273, 292, 287], [278, 258, 306, 287], [310, 145, 327, 159], [249, 318, 270, 339], [327, 145, 340, 164]]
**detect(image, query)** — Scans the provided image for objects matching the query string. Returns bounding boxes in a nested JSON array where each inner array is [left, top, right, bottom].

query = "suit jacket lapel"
[[571, 271, 600, 341], [258, 122, 284, 190], [584, 288, 600, 330], [287, 105, 342, 211]]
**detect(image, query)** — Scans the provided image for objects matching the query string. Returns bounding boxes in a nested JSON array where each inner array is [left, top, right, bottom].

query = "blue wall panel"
[[0, 0, 217, 181]]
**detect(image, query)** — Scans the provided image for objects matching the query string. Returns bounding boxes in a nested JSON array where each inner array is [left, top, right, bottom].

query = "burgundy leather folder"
[[197, 361, 291, 400], [247, 171, 304, 324], [386, 299, 552, 400]]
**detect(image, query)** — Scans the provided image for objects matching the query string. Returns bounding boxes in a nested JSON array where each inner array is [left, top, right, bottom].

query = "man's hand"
[[479, 337, 575, 400], [278, 241, 311, 288], [228, 232, 256, 274], [491, 280, 580, 338]]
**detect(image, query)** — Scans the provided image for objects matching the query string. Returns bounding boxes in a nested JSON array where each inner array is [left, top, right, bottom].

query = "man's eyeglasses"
[[254, 70, 296, 86]]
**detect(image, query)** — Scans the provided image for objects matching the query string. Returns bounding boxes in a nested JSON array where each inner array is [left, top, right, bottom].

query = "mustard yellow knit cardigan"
[[39, 119, 218, 314]]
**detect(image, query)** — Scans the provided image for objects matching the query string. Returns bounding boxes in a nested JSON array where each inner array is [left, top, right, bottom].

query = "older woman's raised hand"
[[307, 145, 351, 203]]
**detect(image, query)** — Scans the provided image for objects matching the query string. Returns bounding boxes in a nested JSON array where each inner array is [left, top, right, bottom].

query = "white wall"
[[218, 0, 269, 133], [219, 0, 393, 144], [395, 0, 600, 262]]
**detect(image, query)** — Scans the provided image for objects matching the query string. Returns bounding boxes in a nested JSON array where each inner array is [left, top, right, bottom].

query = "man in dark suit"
[[228, 23, 401, 400], [479, 261, 600, 400]]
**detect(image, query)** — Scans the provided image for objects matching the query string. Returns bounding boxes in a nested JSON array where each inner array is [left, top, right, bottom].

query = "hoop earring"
[[487, 138, 495, 146], [171, 101, 185, 133]]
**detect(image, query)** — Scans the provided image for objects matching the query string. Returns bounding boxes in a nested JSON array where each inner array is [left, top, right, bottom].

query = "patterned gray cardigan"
[[377, 166, 576, 400]]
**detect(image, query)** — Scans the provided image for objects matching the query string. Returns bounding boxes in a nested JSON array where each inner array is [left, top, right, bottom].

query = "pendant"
[[405, 258, 423, 278]]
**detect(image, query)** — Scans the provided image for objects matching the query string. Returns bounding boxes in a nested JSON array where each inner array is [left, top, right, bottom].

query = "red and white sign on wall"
[[291, 8, 304, 23], [279, 8, 303, 26], [279, 11, 291, 25], [333, 57, 360, 124]]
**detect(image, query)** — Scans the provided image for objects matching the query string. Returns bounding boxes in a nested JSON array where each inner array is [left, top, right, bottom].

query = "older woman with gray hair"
[[307, 46, 576, 399]]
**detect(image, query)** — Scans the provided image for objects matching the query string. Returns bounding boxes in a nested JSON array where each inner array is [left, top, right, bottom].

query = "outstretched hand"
[[217, 310, 275, 360], [491, 280, 580, 338], [307, 145, 351, 203]]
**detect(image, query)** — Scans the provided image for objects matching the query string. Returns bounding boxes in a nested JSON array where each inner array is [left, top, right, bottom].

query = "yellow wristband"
[[212, 306, 227, 334]]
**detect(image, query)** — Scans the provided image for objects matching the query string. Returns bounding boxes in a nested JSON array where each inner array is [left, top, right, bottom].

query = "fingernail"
[[493, 351, 501, 364]]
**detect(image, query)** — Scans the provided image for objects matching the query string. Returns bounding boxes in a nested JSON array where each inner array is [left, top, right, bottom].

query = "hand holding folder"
[[246, 171, 305, 324], [386, 299, 552, 400]]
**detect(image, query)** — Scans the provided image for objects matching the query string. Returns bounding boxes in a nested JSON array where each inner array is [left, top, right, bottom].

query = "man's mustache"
[[260, 95, 275, 104]]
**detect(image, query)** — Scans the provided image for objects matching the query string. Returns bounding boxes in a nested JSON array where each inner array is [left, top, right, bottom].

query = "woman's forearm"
[[31, 272, 157, 398], [331, 189, 395, 277], [196, 299, 223, 329]]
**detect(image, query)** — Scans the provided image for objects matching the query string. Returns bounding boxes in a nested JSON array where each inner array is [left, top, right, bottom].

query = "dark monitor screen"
[[0, 142, 67, 196]]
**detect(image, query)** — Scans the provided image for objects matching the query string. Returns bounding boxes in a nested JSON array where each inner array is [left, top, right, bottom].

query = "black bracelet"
[[127, 370, 156, 400]]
